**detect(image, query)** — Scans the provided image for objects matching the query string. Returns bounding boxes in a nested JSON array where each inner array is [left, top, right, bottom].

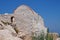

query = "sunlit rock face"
[[14, 5, 47, 36], [0, 29, 22, 40], [0, 5, 47, 40], [0, 14, 13, 23]]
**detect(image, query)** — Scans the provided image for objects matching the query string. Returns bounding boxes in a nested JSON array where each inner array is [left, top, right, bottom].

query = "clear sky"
[[0, 0, 60, 33]]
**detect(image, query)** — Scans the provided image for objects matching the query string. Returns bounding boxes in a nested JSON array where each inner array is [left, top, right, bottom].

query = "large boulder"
[[0, 29, 22, 40], [14, 5, 47, 37]]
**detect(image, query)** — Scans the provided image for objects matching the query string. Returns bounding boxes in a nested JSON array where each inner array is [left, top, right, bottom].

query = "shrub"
[[32, 32, 44, 40]]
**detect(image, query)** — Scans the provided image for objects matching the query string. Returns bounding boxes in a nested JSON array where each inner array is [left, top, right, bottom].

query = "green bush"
[[32, 33, 44, 40], [45, 28, 53, 40], [32, 28, 53, 40]]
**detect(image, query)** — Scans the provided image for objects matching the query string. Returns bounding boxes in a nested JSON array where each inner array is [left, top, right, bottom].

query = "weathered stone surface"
[[0, 5, 47, 40], [14, 5, 47, 36], [0, 29, 22, 40]]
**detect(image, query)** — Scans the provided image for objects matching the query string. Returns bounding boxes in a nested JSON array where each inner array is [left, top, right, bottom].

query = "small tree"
[[59, 34, 60, 37], [46, 28, 49, 40], [46, 28, 53, 40]]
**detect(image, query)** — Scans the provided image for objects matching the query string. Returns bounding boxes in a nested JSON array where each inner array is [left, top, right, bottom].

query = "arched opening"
[[11, 16, 15, 23]]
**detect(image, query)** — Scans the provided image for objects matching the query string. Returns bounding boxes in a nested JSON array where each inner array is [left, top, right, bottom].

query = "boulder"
[[0, 29, 22, 40]]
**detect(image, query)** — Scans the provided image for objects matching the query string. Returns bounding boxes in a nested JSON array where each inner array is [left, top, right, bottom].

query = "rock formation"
[[0, 5, 47, 40]]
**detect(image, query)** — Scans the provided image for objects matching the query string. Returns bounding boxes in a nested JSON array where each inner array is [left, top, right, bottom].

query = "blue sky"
[[0, 0, 60, 33]]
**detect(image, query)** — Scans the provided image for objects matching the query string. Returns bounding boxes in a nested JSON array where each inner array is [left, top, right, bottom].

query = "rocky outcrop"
[[14, 5, 47, 37], [0, 29, 22, 40], [0, 5, 47, 40]]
